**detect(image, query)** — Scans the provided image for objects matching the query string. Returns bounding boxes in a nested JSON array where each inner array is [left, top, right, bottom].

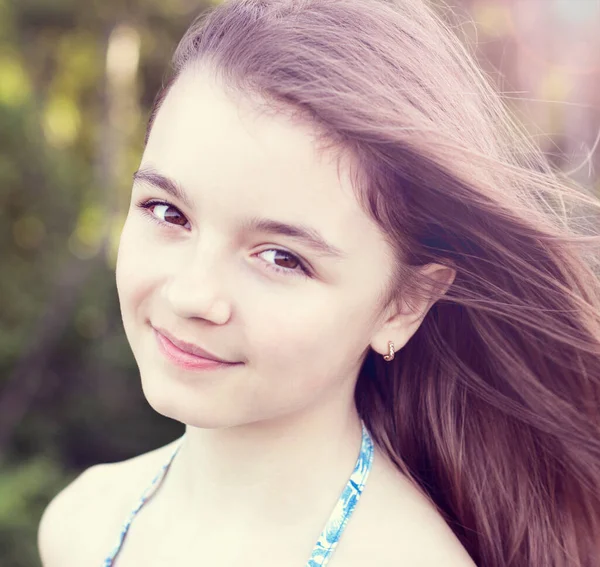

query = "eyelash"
[[136, 199, 313, 279]]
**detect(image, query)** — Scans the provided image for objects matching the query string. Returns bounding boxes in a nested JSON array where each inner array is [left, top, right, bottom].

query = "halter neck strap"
[[103, 421, 374, 567]]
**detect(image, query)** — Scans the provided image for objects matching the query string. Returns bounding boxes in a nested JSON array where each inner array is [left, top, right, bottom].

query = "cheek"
[[116, 217, 163, 319], [247, 292, 372, 381]]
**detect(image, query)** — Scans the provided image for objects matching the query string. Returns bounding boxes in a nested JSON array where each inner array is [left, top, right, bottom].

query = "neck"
[[164, 402, 365, 532]]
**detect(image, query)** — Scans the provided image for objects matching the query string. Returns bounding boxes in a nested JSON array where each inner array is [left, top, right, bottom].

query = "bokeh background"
[[1, 0, 599, 565]]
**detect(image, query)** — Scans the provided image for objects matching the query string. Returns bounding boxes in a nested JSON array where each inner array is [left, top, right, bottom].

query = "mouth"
[[152, 326, 241, 370]]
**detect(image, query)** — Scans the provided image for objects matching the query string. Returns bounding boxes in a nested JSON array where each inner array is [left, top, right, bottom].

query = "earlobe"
[[370, 311, 419, 358]]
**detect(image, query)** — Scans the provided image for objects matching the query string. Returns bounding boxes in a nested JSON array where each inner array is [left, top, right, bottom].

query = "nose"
[[161, 245, 232, 324]]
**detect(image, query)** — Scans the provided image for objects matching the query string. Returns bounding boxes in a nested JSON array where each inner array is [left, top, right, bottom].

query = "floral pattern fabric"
[[103, 422, 374, 566]]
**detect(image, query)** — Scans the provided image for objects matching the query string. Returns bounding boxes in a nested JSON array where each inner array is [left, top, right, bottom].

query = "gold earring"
[[383, 340, 395, 361]]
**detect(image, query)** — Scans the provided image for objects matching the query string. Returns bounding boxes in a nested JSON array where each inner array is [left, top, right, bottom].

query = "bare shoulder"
[[337, 446, 477, 567], [37, 437, 182, 567]]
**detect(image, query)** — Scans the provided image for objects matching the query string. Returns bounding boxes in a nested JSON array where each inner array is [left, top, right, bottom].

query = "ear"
[[370, 263, 456, 357]]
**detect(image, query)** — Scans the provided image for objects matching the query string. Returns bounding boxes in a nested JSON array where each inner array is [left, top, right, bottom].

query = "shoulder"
[[37, 437, 182, 567], [338, 446, 477, 567]]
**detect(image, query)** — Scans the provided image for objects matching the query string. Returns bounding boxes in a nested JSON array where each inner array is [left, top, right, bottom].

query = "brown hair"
[[145, 0, 600, 564]]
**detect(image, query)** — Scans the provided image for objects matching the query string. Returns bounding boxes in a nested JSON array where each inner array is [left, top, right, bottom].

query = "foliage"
[[0, 458, 70, 567]]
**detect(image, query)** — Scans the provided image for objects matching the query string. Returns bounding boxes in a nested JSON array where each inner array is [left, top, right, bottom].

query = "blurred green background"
[[0, 0, 598, 565]]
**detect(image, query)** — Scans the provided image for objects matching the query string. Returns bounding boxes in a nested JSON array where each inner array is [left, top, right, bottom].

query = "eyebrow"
[[132, 168, 347, 260], [133, 168, 193, 209]]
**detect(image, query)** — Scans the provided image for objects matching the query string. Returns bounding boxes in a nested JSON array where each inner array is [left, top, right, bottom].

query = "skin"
[[117, 64, 453, 431], [39, 64, 467, 567]]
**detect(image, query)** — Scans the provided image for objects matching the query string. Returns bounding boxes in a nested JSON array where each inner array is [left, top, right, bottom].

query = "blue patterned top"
[[103, 422, 374, 566]]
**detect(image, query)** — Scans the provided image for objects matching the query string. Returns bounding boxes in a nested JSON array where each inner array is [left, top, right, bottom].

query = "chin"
[[137, 364, 251, 429]]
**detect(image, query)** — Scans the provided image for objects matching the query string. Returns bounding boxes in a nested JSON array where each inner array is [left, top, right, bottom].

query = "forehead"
[[141, 67, 392, 265]]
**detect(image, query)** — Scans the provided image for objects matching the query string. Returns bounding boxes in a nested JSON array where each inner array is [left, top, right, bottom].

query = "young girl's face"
[[116, 67, 398, 428]]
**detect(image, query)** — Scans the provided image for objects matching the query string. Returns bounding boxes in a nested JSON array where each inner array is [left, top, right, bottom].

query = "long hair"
[[145, 1, 600, 564]]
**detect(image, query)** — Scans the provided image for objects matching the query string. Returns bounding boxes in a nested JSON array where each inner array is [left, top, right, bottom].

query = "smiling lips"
[[152, 326, 240, 370]]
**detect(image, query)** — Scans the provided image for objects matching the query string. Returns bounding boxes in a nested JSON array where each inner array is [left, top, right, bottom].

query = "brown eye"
[[151, 204, 189, 227], [259, 249, 310, 278], [272, 250, 301, 270]]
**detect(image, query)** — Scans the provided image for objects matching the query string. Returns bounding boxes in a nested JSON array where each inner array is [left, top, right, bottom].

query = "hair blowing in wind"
[[145, 0, 600, 564]]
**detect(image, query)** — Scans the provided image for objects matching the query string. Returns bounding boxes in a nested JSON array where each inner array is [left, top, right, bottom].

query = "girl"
[[38, 0, 600, 566]]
